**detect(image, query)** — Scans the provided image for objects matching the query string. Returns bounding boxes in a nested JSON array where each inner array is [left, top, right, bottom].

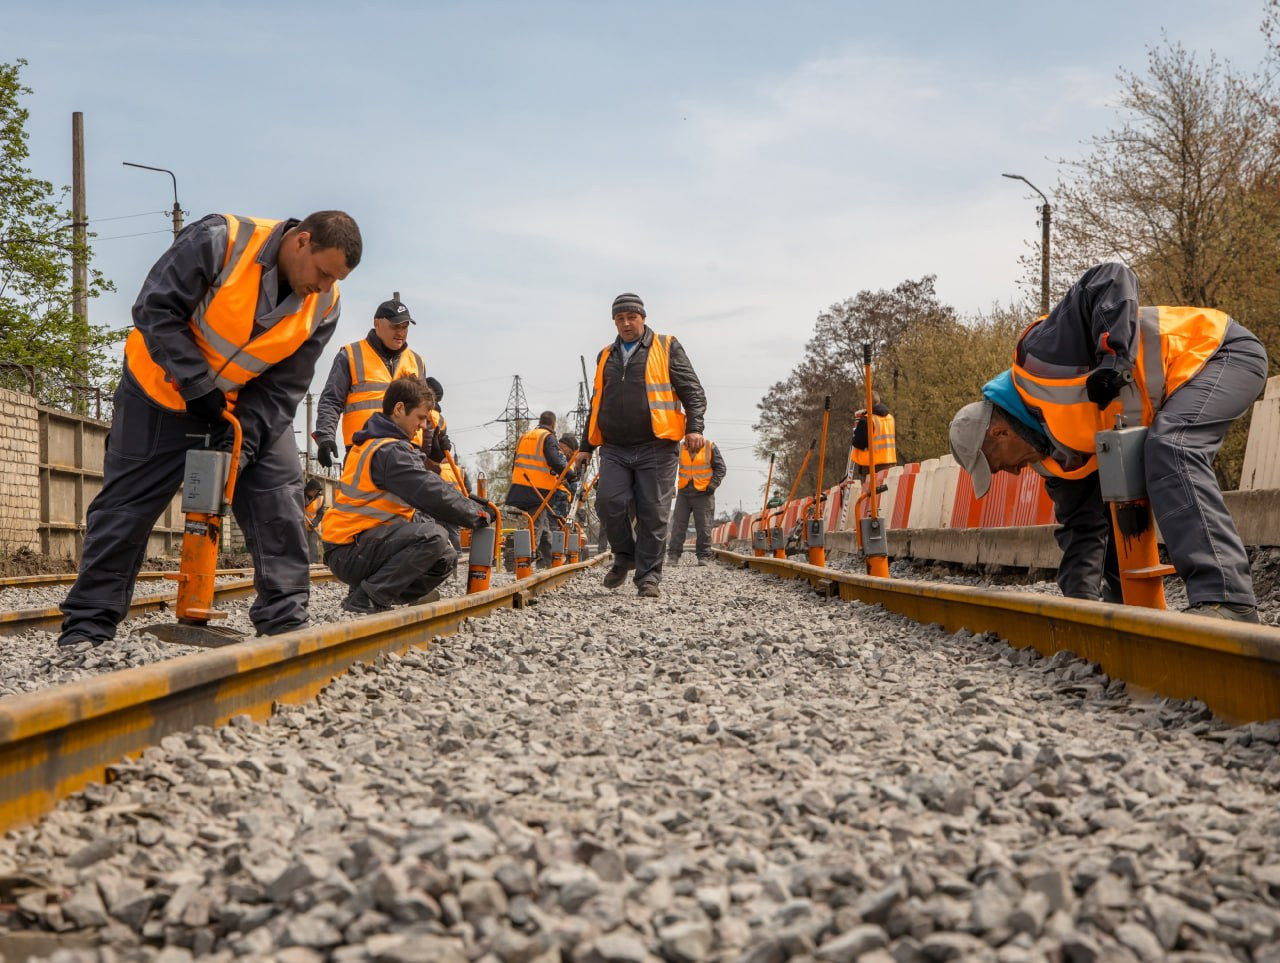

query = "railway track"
[[0, 567, 337, 636], [717, 548, 1280, 725], [0, 567, 258, 590], [0, 556, 605, 831]]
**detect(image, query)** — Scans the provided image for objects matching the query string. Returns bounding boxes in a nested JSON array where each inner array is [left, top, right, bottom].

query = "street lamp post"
[[1002, 173, 1051, 316], [123, 161, 183, 239]]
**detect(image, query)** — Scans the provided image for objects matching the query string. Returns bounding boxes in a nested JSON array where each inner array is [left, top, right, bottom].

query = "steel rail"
[[717, 549, 1280, 725], [0, 567, 337, 635], [0, 567, 263, 590], [0, 556, 606, 830]]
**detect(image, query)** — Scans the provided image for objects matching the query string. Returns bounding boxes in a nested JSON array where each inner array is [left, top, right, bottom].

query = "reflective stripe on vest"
[[512, 427, 560, 492], [587, 332, 687, 446], [321, 437, 416, 545], [849, 414, 897, 468], [1013, 305, 1229, 476], [339, 341, 425, 446], [303, 495, 324, 534], [679, 441, 715, 490], [124, 215, 337, 412]]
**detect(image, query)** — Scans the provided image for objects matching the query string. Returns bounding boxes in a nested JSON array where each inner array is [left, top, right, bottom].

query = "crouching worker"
[[321, 377, 495, 613]]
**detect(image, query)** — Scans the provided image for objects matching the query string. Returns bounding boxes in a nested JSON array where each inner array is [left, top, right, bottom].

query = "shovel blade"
[[139, 621, 247, 648]]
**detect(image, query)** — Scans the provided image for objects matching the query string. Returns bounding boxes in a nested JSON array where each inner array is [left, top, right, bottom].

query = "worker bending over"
[[322, 377, 494, 614], [507, 411, 574, 567], [668, 436, 726, 565], [949, 262, 1267, 622], [847, 392, 897, 482], [58, 210, 360, 647], [314, 297, 426, 467], [303, 479, 326, 563]]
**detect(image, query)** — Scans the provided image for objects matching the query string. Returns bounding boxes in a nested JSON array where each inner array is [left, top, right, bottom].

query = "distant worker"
[[949, 262, 1267, 622], [848, 391, 897, 481], [321, 377, 494, 613], [668, 436, 726, 566], [57, 211, 360, 648], [575, 293, 707, 598], [551, 434, 580, 520], [507, 411, 573, 567], [313, 297, 425, 468], [303, 478, 326, 563]]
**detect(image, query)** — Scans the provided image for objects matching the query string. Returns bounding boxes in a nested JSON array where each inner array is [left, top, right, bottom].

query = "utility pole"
[[304, 392, 315, 474], [123, 161, 183, 238], [71, 112, 88, 402], [1002, 173, 1051, 316]]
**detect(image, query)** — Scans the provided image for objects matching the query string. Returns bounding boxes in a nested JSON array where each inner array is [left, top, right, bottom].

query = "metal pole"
[[304, 392, 314, 474], [71, 112, 88, 402], [123, 162, 182, 239], [1002, 173, 1051, 315]]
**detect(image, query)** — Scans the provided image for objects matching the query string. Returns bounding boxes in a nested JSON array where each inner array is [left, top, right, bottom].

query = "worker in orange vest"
[[57, 211, 361, 648], [573, 293, 707, 598], [303, 478, 326, 563], [949, 263, 1267, 622], [847, 392, 897, 480], [668, 437, 726, 565], [507, 411, 574, 567], [313, 297, 426, 467]]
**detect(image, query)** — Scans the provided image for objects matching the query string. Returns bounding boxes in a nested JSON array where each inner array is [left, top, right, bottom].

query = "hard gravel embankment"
[[1, 561, 1279, 961]]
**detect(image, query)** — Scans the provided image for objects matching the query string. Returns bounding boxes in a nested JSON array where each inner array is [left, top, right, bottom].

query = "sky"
[[4, 0, 1273, 515]]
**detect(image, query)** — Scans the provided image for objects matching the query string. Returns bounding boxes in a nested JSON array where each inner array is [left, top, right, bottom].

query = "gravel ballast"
[[1, 561, 1279, 961]]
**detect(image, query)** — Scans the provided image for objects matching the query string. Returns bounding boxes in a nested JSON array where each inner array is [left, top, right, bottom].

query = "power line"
[[93, 229, 173, 242]]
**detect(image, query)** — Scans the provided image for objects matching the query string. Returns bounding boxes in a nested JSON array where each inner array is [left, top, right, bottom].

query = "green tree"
[[0, 59, 119, 412]]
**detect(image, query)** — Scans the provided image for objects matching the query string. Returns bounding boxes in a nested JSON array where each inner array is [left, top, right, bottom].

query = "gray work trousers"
[[60, 378, 311, 642], [668, 487, 716, 560], [1047, 323, 1267, 606], [324, 519, 456, 606], [596, 439, 680, 585]]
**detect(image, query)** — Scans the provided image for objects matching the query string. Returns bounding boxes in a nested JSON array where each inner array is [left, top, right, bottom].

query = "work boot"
[[637, 581, 660, 599], [602, 566, 630, 589], [56, 633, 104, 650], [696, 557, 709, 567], [406, 588, 442, 606], [1185, 602, 1261, 624], [343, 589, 391, 615]]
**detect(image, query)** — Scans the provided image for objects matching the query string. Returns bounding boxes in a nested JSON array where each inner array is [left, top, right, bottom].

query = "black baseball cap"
[[374, 299, 415, 325]]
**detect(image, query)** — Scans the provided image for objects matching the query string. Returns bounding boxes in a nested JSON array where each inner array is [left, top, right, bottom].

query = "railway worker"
[[948, 262, 1268, 623], [313, 297, 426, 468], [56, 211, 360, 648], [550, 434, 581, 520], [847, 392, 897, 481], [303, 478, 326, 563], [507, 411, 573, 567], [322, 377, 494, 613], [667, 436, 726, 566], [574, 292, 707, 598]]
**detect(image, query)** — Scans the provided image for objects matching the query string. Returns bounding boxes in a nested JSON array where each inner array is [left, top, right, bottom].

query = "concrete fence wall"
[[0, 388, 42, 552]]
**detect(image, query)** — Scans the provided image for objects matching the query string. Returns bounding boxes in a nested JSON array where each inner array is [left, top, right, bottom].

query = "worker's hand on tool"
[[470, 496, 497, 528], [684, 432, 705, 454], [185, 386, 226, 423], [315, 439, 339, 469], [573, 450, 592, 471], [422, 456, 443, 475], [1085, 367, 1131, 408]]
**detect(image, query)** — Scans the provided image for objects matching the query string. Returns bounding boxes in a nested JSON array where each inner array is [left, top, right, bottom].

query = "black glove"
[[185, 386, 226, 423], [316, 439, 339, 469], [1085, 367, 1131, 408], [470, 495, 498, 528]]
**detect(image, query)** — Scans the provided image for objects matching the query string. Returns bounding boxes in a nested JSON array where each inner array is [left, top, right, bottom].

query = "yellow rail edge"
[[0, 556, 606, 831], [717, 549, 1280, 725]]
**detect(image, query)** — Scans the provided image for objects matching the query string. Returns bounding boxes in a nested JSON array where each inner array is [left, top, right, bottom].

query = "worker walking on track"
[[949, 262, 1268, 622], [574, 293, 707, 598], [668, 436, 726, 566], [847, 392, 897, 481], [57, 211, 361, 648], [322, 377, 494, 613], [313, 297, 426, 468], [507, 411, 573, 567]]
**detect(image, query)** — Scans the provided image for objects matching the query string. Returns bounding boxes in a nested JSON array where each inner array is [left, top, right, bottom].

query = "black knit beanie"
[[611, 293, 646, 318]]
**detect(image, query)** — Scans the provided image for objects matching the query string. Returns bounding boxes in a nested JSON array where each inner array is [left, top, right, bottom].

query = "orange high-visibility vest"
[[587, 333, 686, 446], [303, 495, 324, 535], [321, 437, 416, 545], [849, 414, 897, 469], [678, 441, 716, 491], [124, 215, 337, 412], [440, 456, 466, 494], [512, 427, 559, 492], [1013, 306, 1230, 480], [340, 340, 425, 446]]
